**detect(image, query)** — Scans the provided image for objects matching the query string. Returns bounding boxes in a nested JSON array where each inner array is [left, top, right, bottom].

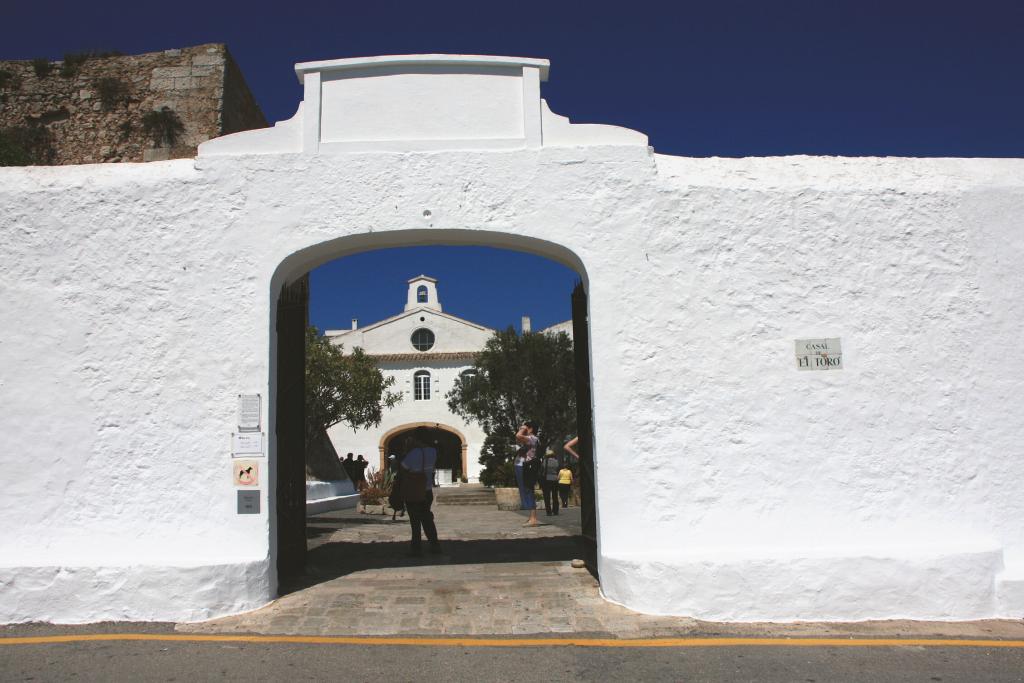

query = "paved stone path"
[[179, 503, 700, 636], [178, 500, 1024, 640]]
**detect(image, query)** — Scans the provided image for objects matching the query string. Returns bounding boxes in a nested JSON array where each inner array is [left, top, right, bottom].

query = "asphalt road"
[[3, 637, 1024, 682]]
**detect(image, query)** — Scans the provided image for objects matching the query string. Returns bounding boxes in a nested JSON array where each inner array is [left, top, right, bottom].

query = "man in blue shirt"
[[401, 427, 441, 555]]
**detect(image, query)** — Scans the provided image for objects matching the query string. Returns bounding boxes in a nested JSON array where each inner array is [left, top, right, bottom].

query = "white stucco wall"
[[320, 65, 526, 143], [2, 54, 1023, 624]]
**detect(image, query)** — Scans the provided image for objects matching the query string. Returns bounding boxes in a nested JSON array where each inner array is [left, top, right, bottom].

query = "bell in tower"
[[405, 275, 442, 312]]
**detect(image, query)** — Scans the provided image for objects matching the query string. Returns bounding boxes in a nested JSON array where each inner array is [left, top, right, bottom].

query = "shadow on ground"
[[284, 537, 583, 594], [281, 512, 586, 595]]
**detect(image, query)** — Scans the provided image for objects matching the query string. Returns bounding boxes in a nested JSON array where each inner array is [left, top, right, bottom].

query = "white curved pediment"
[[199, 54, 646, 156]]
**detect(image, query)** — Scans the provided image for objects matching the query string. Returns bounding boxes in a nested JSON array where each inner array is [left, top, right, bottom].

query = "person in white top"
[[514, 421, 540, 527], [401, 427, 441, 555]]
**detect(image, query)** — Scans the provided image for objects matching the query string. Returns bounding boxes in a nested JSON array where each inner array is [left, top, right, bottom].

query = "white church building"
[[326, 276, 480, 482], [325, 274, 569, 483]]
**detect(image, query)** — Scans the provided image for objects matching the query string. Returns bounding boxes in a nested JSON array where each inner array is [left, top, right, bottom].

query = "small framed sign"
[[233, 459, 260, 487], [232, 432, 264, 456], [237, 490, 260, 514], [796, 338, 842, 371], [237, 394, 261, 432]]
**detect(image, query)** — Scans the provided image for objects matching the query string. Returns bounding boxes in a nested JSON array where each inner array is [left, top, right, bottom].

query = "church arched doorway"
[[379, 422, 468, 484]]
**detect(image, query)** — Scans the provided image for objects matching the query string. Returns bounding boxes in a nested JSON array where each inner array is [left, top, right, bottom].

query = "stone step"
[[435, 490, 497, 506], [436, 494, 494, 499], [436, 500, 495, 506]]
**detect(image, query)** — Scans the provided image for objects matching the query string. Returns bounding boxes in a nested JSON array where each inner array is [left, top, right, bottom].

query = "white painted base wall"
[[306, 479, 359, 514], [602, 544, 1005, 622], [0, 559, 271, 624]]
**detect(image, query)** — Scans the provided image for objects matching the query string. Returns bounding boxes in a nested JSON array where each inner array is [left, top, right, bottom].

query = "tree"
[[305, 326, 402, 480], [447, 327, 576, 486]]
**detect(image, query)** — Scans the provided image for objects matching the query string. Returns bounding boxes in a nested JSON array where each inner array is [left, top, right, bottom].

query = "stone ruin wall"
[[0, 44, 267, 164]]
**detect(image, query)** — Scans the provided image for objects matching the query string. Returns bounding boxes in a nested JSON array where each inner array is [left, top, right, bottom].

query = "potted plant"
[[485, 462, 520, 511], [359, 467, 393, 514]]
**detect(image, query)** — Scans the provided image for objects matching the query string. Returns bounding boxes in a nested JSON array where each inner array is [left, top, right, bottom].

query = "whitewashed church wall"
[[2, 149, 1023, 624], [326, 359, 488, 480], [329, 308, 492, 355]]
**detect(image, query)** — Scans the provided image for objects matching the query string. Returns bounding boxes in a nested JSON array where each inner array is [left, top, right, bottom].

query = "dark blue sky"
[[5, 0, 1022, 157], [310, 247, 578, 333], [5, 0, 1021, 329]]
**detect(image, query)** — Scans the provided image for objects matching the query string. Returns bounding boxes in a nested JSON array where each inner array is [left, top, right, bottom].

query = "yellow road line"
[[2, 634, 1024, 648]]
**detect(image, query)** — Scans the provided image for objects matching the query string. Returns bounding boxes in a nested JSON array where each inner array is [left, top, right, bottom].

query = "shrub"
[[0, 126, 54, 166], [118, 120, 133, 141], [359, 467, 394, 505], [95, 76, 129, 109], [141, 107, 185, 147], [0, 69, 19, 90], [61, 52, 91, 78], [480, 460, 515, 488], [31, 58, 52, 78], [0, 129, 33, 166]]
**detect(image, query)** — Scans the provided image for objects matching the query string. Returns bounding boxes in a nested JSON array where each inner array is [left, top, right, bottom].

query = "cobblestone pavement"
[[179, 503, 702, 637], [178, 500, 1024, 640]]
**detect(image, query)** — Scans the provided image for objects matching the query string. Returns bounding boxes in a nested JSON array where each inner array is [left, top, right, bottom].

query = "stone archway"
[[269, 228, 596, 591], [377, 421, 468, 481]]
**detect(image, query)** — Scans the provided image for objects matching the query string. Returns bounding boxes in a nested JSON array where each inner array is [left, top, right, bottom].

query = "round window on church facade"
[[411, 328, 435, 351]]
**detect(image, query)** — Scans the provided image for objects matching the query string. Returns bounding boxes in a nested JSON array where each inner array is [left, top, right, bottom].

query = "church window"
[[460, 369, 477, 381], [411, 328, 435, 351], [417, 285, 428, 303], [414, 370, 431, 400]]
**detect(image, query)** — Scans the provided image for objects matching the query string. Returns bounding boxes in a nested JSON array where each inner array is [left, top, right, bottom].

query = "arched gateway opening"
[[379, 422, 468, 484], [269, 230, 598, 594]]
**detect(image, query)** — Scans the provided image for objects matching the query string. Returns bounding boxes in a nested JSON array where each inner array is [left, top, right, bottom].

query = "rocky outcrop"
[[0, 44, 266, 164]]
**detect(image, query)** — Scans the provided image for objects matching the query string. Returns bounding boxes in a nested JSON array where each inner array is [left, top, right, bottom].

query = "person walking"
[[355, 454, 369, 490], [557, 463, 573, 508], [541, 449, 561, 515], [399, 427, 441, 556], [387, 454, 405, 521], [514, 421, 540, 527], [342, 453, 356, 483]]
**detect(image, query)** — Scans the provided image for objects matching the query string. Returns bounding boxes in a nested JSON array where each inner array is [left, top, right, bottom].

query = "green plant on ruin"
[[57, 50, 124, 79], [60, 52, 91, 78], [141, 107, 185, 147], [0, 69, 20, 91], [95, 76, 129, 110], [31, 58, 52, 78], [0, 125, 55, 166], [118, 120, 133, 141], [0, 129, 31, 166]]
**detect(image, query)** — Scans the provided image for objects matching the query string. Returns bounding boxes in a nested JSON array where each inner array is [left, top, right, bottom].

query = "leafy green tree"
[[305, 326, 402, 480], [447, 328, 576, 486]]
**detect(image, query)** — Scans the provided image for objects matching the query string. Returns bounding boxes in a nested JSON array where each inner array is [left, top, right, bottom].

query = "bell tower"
[[405, 275, 442, 312]]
